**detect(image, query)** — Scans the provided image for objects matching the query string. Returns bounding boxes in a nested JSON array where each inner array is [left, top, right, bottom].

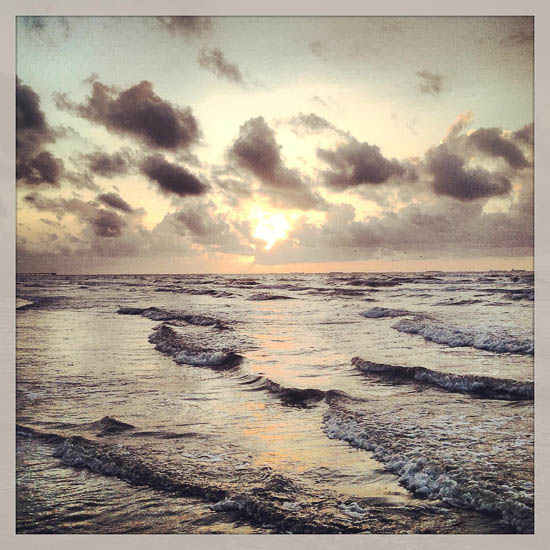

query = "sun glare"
[[252, 213, 291, 250]]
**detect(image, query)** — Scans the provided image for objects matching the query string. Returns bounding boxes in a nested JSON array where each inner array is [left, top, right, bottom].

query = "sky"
[[15, 16, 534, 274]]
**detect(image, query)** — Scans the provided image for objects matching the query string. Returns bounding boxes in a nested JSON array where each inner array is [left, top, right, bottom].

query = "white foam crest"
[[392, 317, 533, 355], [323, 411, 533, 533], [338, 502, 366, 519], [210, 499, 243, 512], [352, 358, 533, 400]]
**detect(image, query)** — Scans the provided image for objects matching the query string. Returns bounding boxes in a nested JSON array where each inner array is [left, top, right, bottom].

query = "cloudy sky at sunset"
[[16, 16, 533, 274]]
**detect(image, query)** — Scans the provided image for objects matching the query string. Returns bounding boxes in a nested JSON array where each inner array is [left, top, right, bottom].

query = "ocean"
[[15, 270, 534, 534]]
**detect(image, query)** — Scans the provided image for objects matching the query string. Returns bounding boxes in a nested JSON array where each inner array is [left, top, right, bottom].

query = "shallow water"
[[16, 271, 534, 533]]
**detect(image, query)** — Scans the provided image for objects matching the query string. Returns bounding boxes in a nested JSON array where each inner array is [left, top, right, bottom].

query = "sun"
[[253, 213, 291, 250]]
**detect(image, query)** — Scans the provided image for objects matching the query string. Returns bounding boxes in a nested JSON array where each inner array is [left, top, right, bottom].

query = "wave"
[[360, 307, 411, 319], [242, 376, 326, 407], [392, 317, 533, 355], [501, 289, 534, 301], [478, 288, 534, 301], [329, 289, 367, 297], [154, 286, 234, 298], [247, 293, 295, 301], [149, 324, 243, 370], [17, 423, 394, 533], [347, 279, 400, 287], [16, 295, 67, 311], [117, 306, 230, 329], [323, 406, 533, 533], [83, 416, 136, 436], [352, 358, 533, 400]]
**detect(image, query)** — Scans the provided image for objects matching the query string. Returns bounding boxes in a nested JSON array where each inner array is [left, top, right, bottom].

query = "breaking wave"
[[323, 406, 533, 533], [352, 358, 533, 400], [392, 317, 533, 355], [117, 306, 230, 329], [149, 324, 243, 370], [17, 423, 399, 534]]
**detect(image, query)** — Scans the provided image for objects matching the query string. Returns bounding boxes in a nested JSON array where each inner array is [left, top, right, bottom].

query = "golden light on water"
[[252, 212, 291, 250]]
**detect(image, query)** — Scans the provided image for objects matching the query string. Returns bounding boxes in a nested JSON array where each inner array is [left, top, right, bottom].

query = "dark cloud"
[[91, 210, 126, 238], [228, 117, 325, 210], [23, 192, 68, 219], [23, 192, 127, 238], [512, 123, 534, 146], [417, 70, 446, 96], [156, 16, 212, 37], [83, 151, 130, 177], [253, 180, 532, 265], [165, 205, 255, 254], [97, 192, 133, 213], [197, 47, 244, 84], [16, 78, 64, 186], [18, 151, 64, 186], [63, 170, 101, 192], [229, 117, 281, 179], [426, 144, 512, 200], [468, 127, 530, 169], [140, 154, 208, 197], [55, 80, 200, 150], [317, 138, 406, 188]]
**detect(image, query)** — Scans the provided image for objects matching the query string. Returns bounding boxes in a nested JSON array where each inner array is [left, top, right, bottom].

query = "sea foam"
[[392, 317, 533, 355]]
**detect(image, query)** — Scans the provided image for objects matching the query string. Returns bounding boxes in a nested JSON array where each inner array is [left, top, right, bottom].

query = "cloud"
[[513, 123, 534, 146], [97, 192, 133, 213], [55, 79, 200, 150], [417, 70, 446, 96], [444, 111, 474, 144], [169, 205, 253, 254], [23, 192, 128, 239], [16, 78, 65, 186], [156, 16, 212, 37], [253, 177, 532, 265], [317, 138, 406, 188], [82, 150, 130, 177], [197, 47, 244, 84], [228, 116, 326, 210], [63, 170, 100, 192], [140, 154, 208, 197], [19, 151, 64, 185], [91, 210, 126, 237], [288, 112, 344, 136], [19, 16, 71, 44], [426, 144, 512, 200], [468, 127, 530, 169], [210, 167, 253, 207]]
